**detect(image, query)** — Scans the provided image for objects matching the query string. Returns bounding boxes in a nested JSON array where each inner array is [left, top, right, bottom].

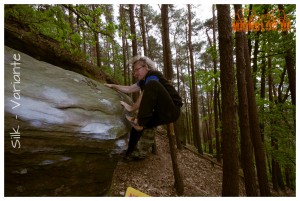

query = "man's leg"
[[125, 128, 143, 156]]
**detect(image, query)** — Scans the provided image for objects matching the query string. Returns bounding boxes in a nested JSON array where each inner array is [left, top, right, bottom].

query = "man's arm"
[[120, 92, 143, 112], [104, 83, 140, 94]]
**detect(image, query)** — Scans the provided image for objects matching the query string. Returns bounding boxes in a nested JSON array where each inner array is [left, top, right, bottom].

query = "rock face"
[[4, 46, 131, 196]]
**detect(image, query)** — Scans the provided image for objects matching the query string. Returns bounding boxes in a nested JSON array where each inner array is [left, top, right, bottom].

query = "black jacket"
[[137, 71, 183, 108]]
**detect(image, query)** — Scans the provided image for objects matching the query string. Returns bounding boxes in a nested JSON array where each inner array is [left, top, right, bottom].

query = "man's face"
[[133, 61, 149, 80]]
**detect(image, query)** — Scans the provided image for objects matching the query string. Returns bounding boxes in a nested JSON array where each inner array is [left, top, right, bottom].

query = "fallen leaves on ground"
[[111, 129, 295, 197], [111, 129, 235, 197]]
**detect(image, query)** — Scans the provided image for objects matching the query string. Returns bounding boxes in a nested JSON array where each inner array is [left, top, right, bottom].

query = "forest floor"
[[111, 127, 295, 197]]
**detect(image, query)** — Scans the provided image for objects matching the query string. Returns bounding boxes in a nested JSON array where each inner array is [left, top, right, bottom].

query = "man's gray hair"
[[129, 55, 156, 71]]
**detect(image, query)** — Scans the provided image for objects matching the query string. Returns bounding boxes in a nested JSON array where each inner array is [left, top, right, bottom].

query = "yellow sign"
[[125, 187, 150, 197]]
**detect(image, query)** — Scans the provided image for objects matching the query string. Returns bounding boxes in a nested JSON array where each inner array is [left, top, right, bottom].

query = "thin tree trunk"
[[186, 26, 196, 148], [119, 5, 128, 85], [252, 31, 260, 90], [247, 4, 253, 58], [174, 37, 183, 150], [129, 4, 137, 57], [161, 4, 184, 196], [201, 94, 208, 152], [278, 4, 296, 133], [268, 56, 286, 192], [234, 5, 258, 196], [174, 35, 180, 92], [140, 4, 148, 56], [94, 32, 101, 67], [278, 4, 295, 106], [217, 4, 239, 196], [212, 4, 221, 162], [260, 45, 266, 142], [285, 166, 292, 189], [268, 56, 279, 191], [92, 5, 101, 68], [188, 4, 203, 154], [68, 7, 76, 49], [122, 34, 127, 85], [112, 42, 116, 79], [244, 16, 271, 197], [129, 4, 138, 100], [181, 64, 191, 144], [207, 86, 213, 154], [126, 38, 131, 84], [161, 4, 173, 79]]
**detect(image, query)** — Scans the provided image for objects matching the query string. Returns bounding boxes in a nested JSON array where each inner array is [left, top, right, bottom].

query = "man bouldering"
[[105, 56, 182, 160]]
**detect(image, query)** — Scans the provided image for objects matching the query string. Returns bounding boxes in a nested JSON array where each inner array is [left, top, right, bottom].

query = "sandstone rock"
[[4, 46, 131, 196]]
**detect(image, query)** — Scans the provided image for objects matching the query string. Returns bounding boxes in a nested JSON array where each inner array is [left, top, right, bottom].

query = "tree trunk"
[[68, 7, 76, 49], [186, 26, 196, 148], [212, 4, 221, 162], [188, 4, 203, 154], [244, 14, 271, 197], [201, 94, 208, 152], [247, 4, 253, 58], [260, 45, 266, 142], [268, 56, 279, 191], [166, 124, 184, 195], [129, 4, 137, 57], [278, 4, 295, 106], [207, 87, 213, 154], [140, 4, 148, 56], [181, 63, 192, 144], [92, 5, 101, 68], [234, 5, 258, 196], [285, 166, 292, 189], [216, 4, 239, 196], [278, 4, 296, 133], [119, 5, 128, 85], [174, 42, 183, 149], [126, 37, 131, 84], [174, 42, 183, 150], [161, 4, 173, 79], [129, 4, 139, 100], [160, 4, 184, 196], [252, 31, 260, 90], [268, 56, 286, 192]]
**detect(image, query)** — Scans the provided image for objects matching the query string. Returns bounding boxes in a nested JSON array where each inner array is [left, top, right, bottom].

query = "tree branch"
[[62, 4, 113, 39]]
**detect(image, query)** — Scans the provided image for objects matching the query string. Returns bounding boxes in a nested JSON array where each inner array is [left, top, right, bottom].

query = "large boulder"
[[4, 46, 131, 196]]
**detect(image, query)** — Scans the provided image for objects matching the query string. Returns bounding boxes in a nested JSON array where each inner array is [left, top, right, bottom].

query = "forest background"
[[2, 1, 297, 197]]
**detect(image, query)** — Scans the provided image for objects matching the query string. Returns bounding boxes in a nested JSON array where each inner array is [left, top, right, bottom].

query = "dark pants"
[[126, 128, 142, 156], [126, 80, 180, 156]]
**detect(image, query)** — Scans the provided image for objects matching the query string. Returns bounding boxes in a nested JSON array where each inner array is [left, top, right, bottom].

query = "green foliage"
[[106, 22, 118, 35], [5, 4, 82, 54], [206, 44, 218, 60], [263, 102, 296, 167], [196, 68, 218, 92]]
